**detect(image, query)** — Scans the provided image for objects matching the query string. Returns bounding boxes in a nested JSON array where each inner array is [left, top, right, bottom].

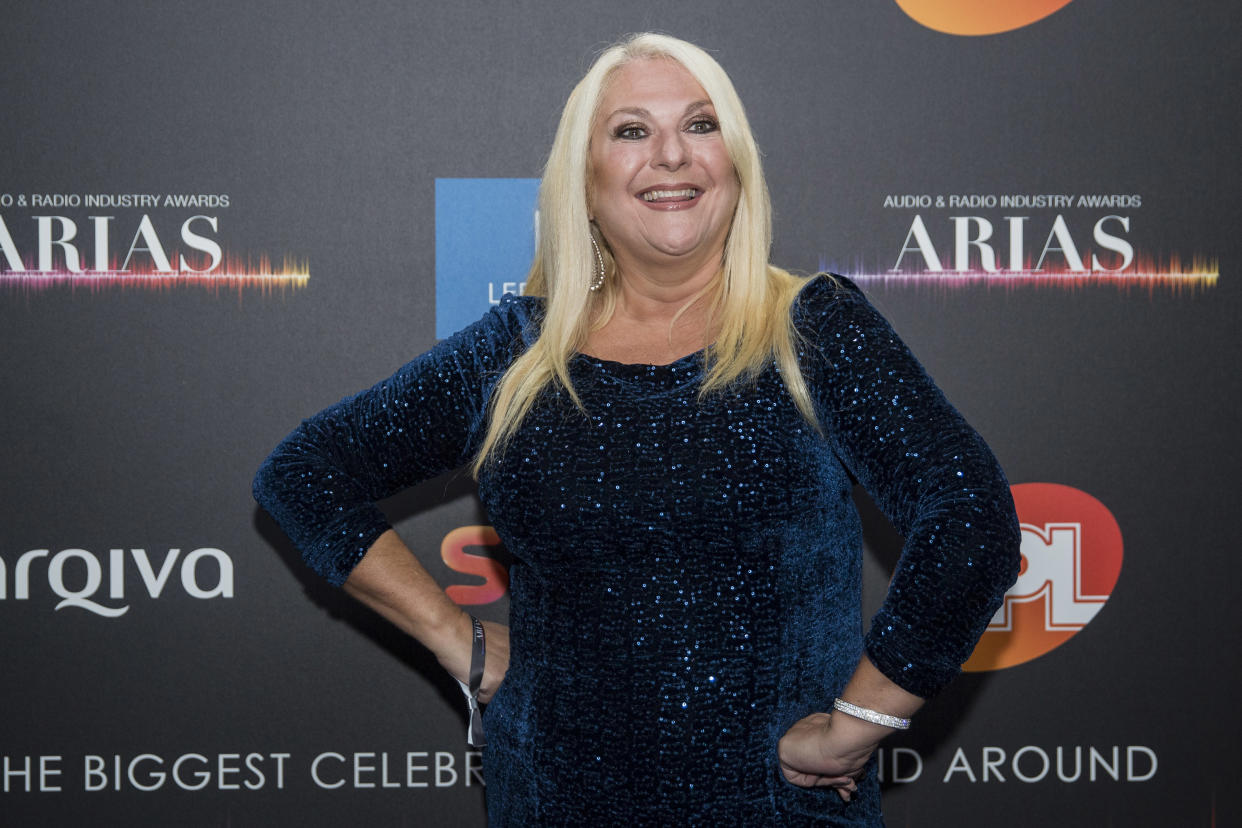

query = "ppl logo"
[[964, 483, 1123, 671], [895, 0, 1074, 35]]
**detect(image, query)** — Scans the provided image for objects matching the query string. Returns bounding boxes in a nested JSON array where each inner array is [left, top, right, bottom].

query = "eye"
[[614, 123, 647, 140], [686, 117, 719, 134]]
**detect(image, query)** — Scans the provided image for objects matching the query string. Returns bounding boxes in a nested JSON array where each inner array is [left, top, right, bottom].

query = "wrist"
[[808, 711, 882, 769], [420, 604, 471, 658], [826, 706, 895, 752], [833, 697, 911, 730]]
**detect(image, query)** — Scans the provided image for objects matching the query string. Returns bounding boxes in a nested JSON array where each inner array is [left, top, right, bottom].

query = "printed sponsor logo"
[[894, 0, 1075, 36], [875, 743, 1156, 784], [441, 526, 508, 606], [0, 193, 307, 293], [434, 178, 539, 338], [1, 743, 1155, 793], [0, 547, 234, 617], [0, 750, 483, 793], [843, 193, 1217, 291], [964, 483, 1123, 671]]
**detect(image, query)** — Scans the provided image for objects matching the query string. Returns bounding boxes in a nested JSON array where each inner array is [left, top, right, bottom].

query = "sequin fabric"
[[254, 276, 1020, 826]]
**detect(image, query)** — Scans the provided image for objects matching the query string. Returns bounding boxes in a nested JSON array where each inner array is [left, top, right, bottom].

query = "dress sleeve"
[[799, 276, 1021, 698], [252, 296, 536, 587]]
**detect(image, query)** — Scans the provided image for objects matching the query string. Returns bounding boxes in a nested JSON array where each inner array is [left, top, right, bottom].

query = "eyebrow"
[[605, 99, 714, 120]]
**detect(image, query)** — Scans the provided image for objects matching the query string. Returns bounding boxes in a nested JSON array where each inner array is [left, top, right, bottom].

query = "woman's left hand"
[[778, 711, 882, 801]]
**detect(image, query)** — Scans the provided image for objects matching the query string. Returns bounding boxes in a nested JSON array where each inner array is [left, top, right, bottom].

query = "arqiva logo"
[[895, 0, 1075, 36], [964, 483, 1123, 671]]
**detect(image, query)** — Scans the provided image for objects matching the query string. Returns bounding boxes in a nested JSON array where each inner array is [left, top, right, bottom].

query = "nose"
[[651, 129, 690, 170]]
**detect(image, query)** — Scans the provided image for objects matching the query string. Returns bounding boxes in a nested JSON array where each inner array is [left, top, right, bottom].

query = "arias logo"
[[0, 194, 308, 294], [895, 0, 1075, 36], [964, 483, 1123, 671], [848, 195, 1219, 292]]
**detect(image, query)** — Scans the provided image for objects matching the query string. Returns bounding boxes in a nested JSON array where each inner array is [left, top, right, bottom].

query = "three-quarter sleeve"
[[800, 277, 1021, 698], [252, 295, 537, 586]]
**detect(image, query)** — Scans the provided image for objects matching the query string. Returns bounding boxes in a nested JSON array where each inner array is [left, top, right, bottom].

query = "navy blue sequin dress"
[[254, 276, 1020, 826]]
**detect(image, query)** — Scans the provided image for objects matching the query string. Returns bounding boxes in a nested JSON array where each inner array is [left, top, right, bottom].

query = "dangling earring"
[[589, 233, 606, 292]]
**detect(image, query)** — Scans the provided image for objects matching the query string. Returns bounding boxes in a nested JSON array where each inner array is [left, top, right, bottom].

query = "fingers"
[[784, 768, 861, 801], [832, 774, 861, 801], [781, 767, 861, 791]]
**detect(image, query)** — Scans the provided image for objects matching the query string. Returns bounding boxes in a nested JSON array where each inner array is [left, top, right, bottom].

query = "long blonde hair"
[[472, 33, 816, 475]]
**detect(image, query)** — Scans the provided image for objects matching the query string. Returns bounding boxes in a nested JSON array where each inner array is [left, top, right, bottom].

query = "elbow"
[[252, 437, 283, 506], [993, 485, 1023, 591], [963, 448, 1022, 593], [252, 436, 300, 518], [969, 475, 1021, 589], [1002, 504, 1022, 588], [252, 415, 329, 514], [972, 491, 1022, 622], [251, 455, 276, 512]]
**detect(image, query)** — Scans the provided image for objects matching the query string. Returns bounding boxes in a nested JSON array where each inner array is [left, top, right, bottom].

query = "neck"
[[608, 252, 721, 327], [582, 252, 722, 365]]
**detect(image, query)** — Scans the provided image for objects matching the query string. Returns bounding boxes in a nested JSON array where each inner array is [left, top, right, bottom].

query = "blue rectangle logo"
[[435, 178, 540, 339]]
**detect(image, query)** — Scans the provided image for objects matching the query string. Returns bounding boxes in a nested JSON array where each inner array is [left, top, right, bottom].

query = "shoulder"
[[790, 273, 880, 337], [448, 293, 545, 351], [789, 274, 921, 385]]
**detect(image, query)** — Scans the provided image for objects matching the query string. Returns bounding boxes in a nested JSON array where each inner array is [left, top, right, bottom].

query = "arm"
[[780, 278, 1021, 792], [252, 297, 534, 695], [343, 529, 508, 700]]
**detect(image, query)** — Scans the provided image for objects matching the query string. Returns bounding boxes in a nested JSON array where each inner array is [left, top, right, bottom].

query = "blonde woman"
[[255, 33, 1020, 825]]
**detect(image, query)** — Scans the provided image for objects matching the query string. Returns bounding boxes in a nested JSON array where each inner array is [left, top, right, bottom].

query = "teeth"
[[641, 188, 698, 201]]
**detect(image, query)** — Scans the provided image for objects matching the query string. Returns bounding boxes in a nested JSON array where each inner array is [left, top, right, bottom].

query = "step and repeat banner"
[[2, 2, 1238, 825]]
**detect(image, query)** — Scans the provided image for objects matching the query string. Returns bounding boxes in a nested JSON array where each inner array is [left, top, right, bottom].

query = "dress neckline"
[[574, 346, 706, 370], [572, 348, 705, 388]]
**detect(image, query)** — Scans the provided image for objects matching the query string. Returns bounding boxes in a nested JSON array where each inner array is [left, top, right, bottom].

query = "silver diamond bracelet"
[[832, 698, 911, 730]]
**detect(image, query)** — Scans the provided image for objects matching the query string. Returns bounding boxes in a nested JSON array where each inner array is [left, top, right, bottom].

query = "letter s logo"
[[895, 0, 1075, 36], [441, 526, 509, 606]]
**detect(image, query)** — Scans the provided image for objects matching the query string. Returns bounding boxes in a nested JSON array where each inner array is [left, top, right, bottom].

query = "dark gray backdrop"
[[2, 1, 1238, 825]]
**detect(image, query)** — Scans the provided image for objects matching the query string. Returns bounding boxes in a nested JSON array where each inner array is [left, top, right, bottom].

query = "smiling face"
[[588, 57, 740, 279]]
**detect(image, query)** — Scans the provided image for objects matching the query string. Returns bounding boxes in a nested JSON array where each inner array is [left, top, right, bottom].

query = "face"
[[588, 58, 740, 277]]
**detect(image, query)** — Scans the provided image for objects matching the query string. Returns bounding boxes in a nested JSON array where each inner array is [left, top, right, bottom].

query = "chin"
[[648, 240, 708, 260], [641, 227, 712, 258]]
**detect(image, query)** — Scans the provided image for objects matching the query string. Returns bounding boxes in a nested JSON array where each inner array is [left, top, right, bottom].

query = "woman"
[[254, 33, 1020, 826]]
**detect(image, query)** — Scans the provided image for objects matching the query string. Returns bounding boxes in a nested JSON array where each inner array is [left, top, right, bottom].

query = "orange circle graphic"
[[895, 0, 1075, 36], [962, 483, 1123, 672]]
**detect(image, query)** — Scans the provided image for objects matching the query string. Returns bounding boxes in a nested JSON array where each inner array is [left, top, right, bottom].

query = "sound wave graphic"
[[835, 254, 1218, 294], [0, 253, 309, 295]]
